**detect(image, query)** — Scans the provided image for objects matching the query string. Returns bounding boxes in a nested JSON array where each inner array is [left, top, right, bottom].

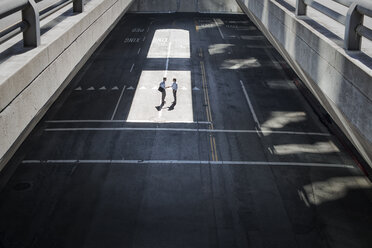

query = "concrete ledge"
[[129, 0, 242, 13], [0, 0, 134, 170], [236, 0, 372, 168]]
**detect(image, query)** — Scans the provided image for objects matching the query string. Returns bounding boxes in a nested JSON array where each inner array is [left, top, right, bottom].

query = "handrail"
[[0, 0, 29, 19], [295, 0, 372, 51], [345, 1, 372, 50], [0, 0, 84, 48]]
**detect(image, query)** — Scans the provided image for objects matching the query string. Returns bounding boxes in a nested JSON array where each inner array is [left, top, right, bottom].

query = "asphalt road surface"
[[0, 13, 372, 248]]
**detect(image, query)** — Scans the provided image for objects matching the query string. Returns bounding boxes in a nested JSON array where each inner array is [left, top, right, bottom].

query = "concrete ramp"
[[197, 0, 242, 13], [130, 0, 178, 13], [129, 0, 242, 13]]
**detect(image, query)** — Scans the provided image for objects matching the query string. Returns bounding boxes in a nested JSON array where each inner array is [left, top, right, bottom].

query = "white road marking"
[[130, 64, 135, 72], [44, 127, 330, 136], [240, 35, 265, 40], [137, 48, 141, 54], [143, 36, 146, 42], [99, 86, 106, 90], [127, 86, 135, 90], [193, 87, 200, 91], [124, 38, 140, 43], [164, 41, 172, 76], [112, 86, 119, 90], [111, 85, 127, 120], [132, 28, 144, 33], [213, 18, 225, 39], [74, 86, 82, 91], [240, 80, 260, 129], [45, 120, 211, 124], [21, 159, 354, 168], [87, 87, 95, 91]]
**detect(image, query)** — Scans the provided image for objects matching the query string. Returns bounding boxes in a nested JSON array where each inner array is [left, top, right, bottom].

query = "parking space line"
[[45, 120, 212, 124], [21, 159, 354, 169], [200, 60, 218, 161], [240, 80, 260, 129], [137, 48, 141, 54], [130, 63, 134, 72], [165, 41, 172, 76], [213, 18, 225, 40], [111, 85, 127, 120], [43, 127, 330, 136]]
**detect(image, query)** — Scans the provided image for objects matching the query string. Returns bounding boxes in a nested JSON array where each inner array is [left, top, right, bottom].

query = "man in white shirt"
[[159, 77, 167, 105], [167, 78, 178, 103]]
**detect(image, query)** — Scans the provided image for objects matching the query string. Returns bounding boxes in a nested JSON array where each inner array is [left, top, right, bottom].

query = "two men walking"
[[158, 77, 178, 109]]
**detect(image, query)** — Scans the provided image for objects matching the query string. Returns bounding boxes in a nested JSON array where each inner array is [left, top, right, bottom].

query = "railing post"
[[73, 0, 84, 13], [22, 0, 40, 47], [344, 3, 363, 50], [296, 0, 307, 16]]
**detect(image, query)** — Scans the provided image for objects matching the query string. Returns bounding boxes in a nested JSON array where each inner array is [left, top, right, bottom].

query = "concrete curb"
[[235, 0, 372, 169], [0, 0, 134, 171]]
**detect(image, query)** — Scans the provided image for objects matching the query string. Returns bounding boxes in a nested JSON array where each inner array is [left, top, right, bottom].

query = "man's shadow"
[[156, 101, 176, 111], [155, 101, 165, 111], [168, 101, 176, 111]]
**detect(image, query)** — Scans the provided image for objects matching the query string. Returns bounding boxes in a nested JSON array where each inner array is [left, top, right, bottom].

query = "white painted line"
[[44, 127, 330, 136], [240, 80, 260, 129], [111, 85, 126, 120], [213, 18, 225, 39], [137, 48, 141, 54], [21, 159, 354, 168], [130, 64, 135, 72], [143, 36, 146, 42], [45, 120, 212, 124], [164, 41, 172, 76], [197, 121, 212, 125]]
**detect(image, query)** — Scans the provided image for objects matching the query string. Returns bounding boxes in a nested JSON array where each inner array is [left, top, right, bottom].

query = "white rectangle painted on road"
[[43, 127, 330, 137], [21, 159, 354, 169], [147, 29, 190, 58], [126, 70, 193, 123]]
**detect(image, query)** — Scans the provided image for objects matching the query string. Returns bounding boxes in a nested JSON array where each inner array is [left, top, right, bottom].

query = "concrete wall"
[[129, 0, 242, 13], [235, 0, 372, 169], [0, 0, 134, 170]]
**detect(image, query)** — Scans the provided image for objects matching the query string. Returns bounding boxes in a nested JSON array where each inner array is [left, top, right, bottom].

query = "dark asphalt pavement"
[[0, 13, 372, 248]]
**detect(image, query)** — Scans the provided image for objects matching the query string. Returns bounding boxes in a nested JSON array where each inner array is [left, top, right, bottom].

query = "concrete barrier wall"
[[0, 0, 134, 170], [235, 0, 372, 169], [129, 0, 242, 13]]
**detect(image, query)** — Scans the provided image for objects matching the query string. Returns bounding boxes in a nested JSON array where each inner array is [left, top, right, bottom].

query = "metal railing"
[[295, 0, 372, 50], [0, 0, 84, 47]]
